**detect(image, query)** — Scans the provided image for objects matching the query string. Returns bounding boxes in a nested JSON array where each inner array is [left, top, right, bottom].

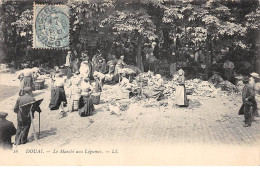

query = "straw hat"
[[250, 72, 260, 79]]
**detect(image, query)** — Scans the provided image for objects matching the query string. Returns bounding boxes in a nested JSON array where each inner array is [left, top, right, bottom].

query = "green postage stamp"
[[33, 4, 70, 49]]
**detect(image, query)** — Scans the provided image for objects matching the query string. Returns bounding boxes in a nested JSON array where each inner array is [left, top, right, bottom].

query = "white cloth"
[[175, 85, 185, 105], [80, 61, 90, 77]]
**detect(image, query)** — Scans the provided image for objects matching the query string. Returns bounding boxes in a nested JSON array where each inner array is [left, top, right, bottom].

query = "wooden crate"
[[34, 80, 44, 90]]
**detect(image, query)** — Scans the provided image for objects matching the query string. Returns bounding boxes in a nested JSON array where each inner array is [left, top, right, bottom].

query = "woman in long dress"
[[175, 69, 188, 107], [18, 69, 33, 96], [79, 57, 93, 80], [78, 89, 95, 117]]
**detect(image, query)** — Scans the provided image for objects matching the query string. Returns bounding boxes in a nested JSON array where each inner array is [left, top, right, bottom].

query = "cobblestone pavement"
[[1, 82, 259, 149]]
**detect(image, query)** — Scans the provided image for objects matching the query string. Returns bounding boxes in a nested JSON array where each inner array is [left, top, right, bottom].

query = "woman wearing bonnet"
[[175, 69, 188, 107]]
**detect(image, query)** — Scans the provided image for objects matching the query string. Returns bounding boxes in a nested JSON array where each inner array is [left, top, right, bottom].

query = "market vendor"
[[146, 52, 157, 72], [100, 58, 107, 74], [31, 67, 40, 81], [65, 51, 72, 79], [154, 74, 164, 88], [143, 74, 164, 101], [93, 75, 102, 93], [223, 59, 234, 83], [18, 69, 33, 96], [249, 72, 260, 117], [175, 69, 188, 107], [49, 80, 67, 110], [92, 53, 101, 72], [79, 53, 94, 80], [78, 89, 95, 117], [107, 55, 117, 74], [115, 55, 126, 75], [72, 58, 80, 74]]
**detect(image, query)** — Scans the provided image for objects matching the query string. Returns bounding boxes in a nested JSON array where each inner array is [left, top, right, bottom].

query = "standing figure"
[[72, 58, 80, 74], [175, 69, 188, 107], [79, 55, 93, 80], [92, 54, 100, 72], [31, 67, 40, 81], [49, 80, 67, 110], [14, 87, 38, 145], [249, 72, 260, 117], [100, 58, 107, 74], [65, 51, 73, 79], [78, 89, 95, 117], [0, 112, 16, 150], [238, 77, 255, 127], [19, 69, 33, 96], [223, 59, 234, 82], [107, 55, 117, 74], [65, 51, 72, 67], [114, 55, 126, 75]]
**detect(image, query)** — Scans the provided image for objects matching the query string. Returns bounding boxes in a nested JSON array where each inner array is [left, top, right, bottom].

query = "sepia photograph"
[[0, 0, 259, 166]]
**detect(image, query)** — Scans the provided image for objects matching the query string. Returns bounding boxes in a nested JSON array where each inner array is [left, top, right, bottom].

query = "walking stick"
[[29, 104, 38, 141], [16, 108, 24, 147], [39, 112, 40, 139]]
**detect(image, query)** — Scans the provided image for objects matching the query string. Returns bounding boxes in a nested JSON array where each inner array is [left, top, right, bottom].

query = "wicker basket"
[[72, 100, 79, 111], [34, 80, 44, 90], [91, 93, 100, 105]]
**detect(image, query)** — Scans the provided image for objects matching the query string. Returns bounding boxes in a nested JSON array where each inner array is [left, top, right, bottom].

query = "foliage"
[[0, 0, 259, 68]]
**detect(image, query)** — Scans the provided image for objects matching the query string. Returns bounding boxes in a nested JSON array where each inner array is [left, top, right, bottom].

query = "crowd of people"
[[0, 49, 259, 150]]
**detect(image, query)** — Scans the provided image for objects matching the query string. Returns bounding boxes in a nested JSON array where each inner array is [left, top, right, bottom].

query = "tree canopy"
[[0, 0, 259, 70]]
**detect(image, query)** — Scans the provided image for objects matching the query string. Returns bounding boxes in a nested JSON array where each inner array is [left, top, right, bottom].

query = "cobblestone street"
[[1, 82, 259, 148]]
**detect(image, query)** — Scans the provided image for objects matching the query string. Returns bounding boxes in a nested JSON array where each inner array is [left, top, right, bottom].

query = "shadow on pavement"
[[28, 127, 57, 142]]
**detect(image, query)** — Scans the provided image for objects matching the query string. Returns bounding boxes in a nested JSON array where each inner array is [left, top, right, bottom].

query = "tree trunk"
[[136, 33, 144, 72]]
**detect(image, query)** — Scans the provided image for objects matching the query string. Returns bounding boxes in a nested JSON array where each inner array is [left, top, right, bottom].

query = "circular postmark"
[[35, 6, 70, 48]]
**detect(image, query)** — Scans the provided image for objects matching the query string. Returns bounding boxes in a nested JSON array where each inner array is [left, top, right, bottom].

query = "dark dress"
[[78, 96, 95, 117], [14, 94, 35, 145], [49, 86, 67, 110], [238, 84, 255, 125], [19, 76, 33, 96], [0, 118, 16, 149]]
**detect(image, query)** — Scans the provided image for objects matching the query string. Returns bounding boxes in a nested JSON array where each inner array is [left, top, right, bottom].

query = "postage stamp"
[[33, 4, 70, 49]]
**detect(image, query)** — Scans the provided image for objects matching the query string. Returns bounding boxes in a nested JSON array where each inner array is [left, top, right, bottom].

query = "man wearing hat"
[[14, 87, 37, 144], [0, 112, 16, 149], [238, 77, 255, 127], [250, 72, 260, 117]]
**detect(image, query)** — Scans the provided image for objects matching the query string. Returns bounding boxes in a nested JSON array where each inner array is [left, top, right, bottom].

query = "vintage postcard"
[[0, 0, 260, 166]]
